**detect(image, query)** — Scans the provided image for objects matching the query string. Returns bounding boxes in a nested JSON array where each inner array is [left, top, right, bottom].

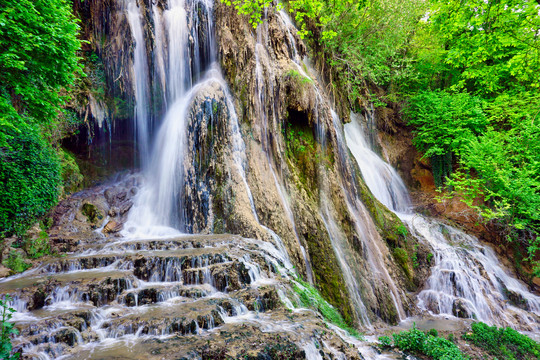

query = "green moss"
[[303, 227, 356, 326], [59, 149, 84, 196], [393, 247, 409, 268], [81, 203, 103, 225], [285, 125, 319, 194], [292, 277, 361, 338], [285, 69, 313, 86]]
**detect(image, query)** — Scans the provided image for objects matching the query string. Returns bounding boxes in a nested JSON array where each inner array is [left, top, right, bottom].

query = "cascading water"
[[126, 0, 151, 166], [123, 0, 213, 236], [325, 110, 406, 325], [344, 110, 540, 330], [344, 112, 411, 213]]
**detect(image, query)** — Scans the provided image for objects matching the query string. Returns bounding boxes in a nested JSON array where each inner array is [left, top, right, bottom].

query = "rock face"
[[212, 2, 418, 325], [66, 0, 421, 330]]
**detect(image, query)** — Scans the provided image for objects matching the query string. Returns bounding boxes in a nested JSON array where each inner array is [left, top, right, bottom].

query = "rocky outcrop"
[[213, 2, 421, 326]]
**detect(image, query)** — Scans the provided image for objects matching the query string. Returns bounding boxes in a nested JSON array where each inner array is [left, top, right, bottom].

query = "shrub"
[[464, 322, 540, 360], [25, 231, 51, 259], [403, 90, 487, 187], [391, 326, 467, 360], [0, 123, 61, 238], [378, 335, 392, 348]]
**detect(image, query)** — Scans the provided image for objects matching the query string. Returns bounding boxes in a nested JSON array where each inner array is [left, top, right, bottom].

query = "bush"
[[378, 335, 392, 348], [391, 326, 467, 360], [0, 123, 61, 237], [25, 231, 51, 259], [464, 322, 540, 360]]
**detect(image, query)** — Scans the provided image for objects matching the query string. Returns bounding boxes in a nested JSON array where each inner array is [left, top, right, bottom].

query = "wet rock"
[[81, 203, 103, 225], [503, 287, 529, 310], [103, 220, 123, 233], [452, 299, 471, 319]]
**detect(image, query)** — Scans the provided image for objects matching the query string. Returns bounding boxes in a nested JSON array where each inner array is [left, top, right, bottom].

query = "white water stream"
[[344, 110, 540, 330], [126, 0, 151, 167]]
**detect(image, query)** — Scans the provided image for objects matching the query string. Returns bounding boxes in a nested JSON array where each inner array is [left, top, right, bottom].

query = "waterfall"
[[126, 0, 151, 167], [344, 110, 540, 330], [123, 0, 214, 236], [344, 112, 411, 213], [327, 110, 406, 325]]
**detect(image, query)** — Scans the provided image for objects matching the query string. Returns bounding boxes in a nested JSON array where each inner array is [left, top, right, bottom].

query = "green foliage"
[[0, 0, 83, 124], [292, 277, 360, 337], [0, 123, 60, 238], [441, 92, 540, 273], [0, 0, 81, 239], [219, 0, 280, 28], [25, 231, 51, 259], [288, 0, 426, 95], [396, 224, 408, 237], [2, 250, 30, 274], [390, 326, 467, 360], [378, 335, 392, 348], [0, 295, 19, 360], [412, 245, 419, 269], [404, 90, 487, 159], [429, 0, 540, 95], [404, 90, 487, 188], [464, 322, 540, 360]]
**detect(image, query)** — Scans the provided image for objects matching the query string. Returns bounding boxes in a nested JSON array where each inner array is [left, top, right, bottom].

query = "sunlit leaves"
[[429, 0, 540, 95], [404, 90, 487, 158], [0, 0, 83, 124], [220, 0, 281, 28]]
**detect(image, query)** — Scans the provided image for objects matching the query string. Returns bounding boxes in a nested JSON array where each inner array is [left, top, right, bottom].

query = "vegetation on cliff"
[[0, 0, 82, 238]]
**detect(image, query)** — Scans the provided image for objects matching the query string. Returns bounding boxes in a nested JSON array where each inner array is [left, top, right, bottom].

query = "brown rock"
[[0, 265, 10, 278], [103, 220, 123, 234]]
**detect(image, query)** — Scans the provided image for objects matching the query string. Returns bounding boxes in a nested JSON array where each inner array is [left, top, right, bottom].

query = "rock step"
[[119, 284, 215, 306], [82, 234, 241, 253], [99, 302, 225, 337], [39, 249, 231, 274]]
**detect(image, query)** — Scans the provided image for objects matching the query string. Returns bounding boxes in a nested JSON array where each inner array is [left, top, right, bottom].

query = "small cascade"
[[345, 112, 411, 213], [407, 214, 540, 329], [344, 107, 540, 330], [1, 230, 369, 359]]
